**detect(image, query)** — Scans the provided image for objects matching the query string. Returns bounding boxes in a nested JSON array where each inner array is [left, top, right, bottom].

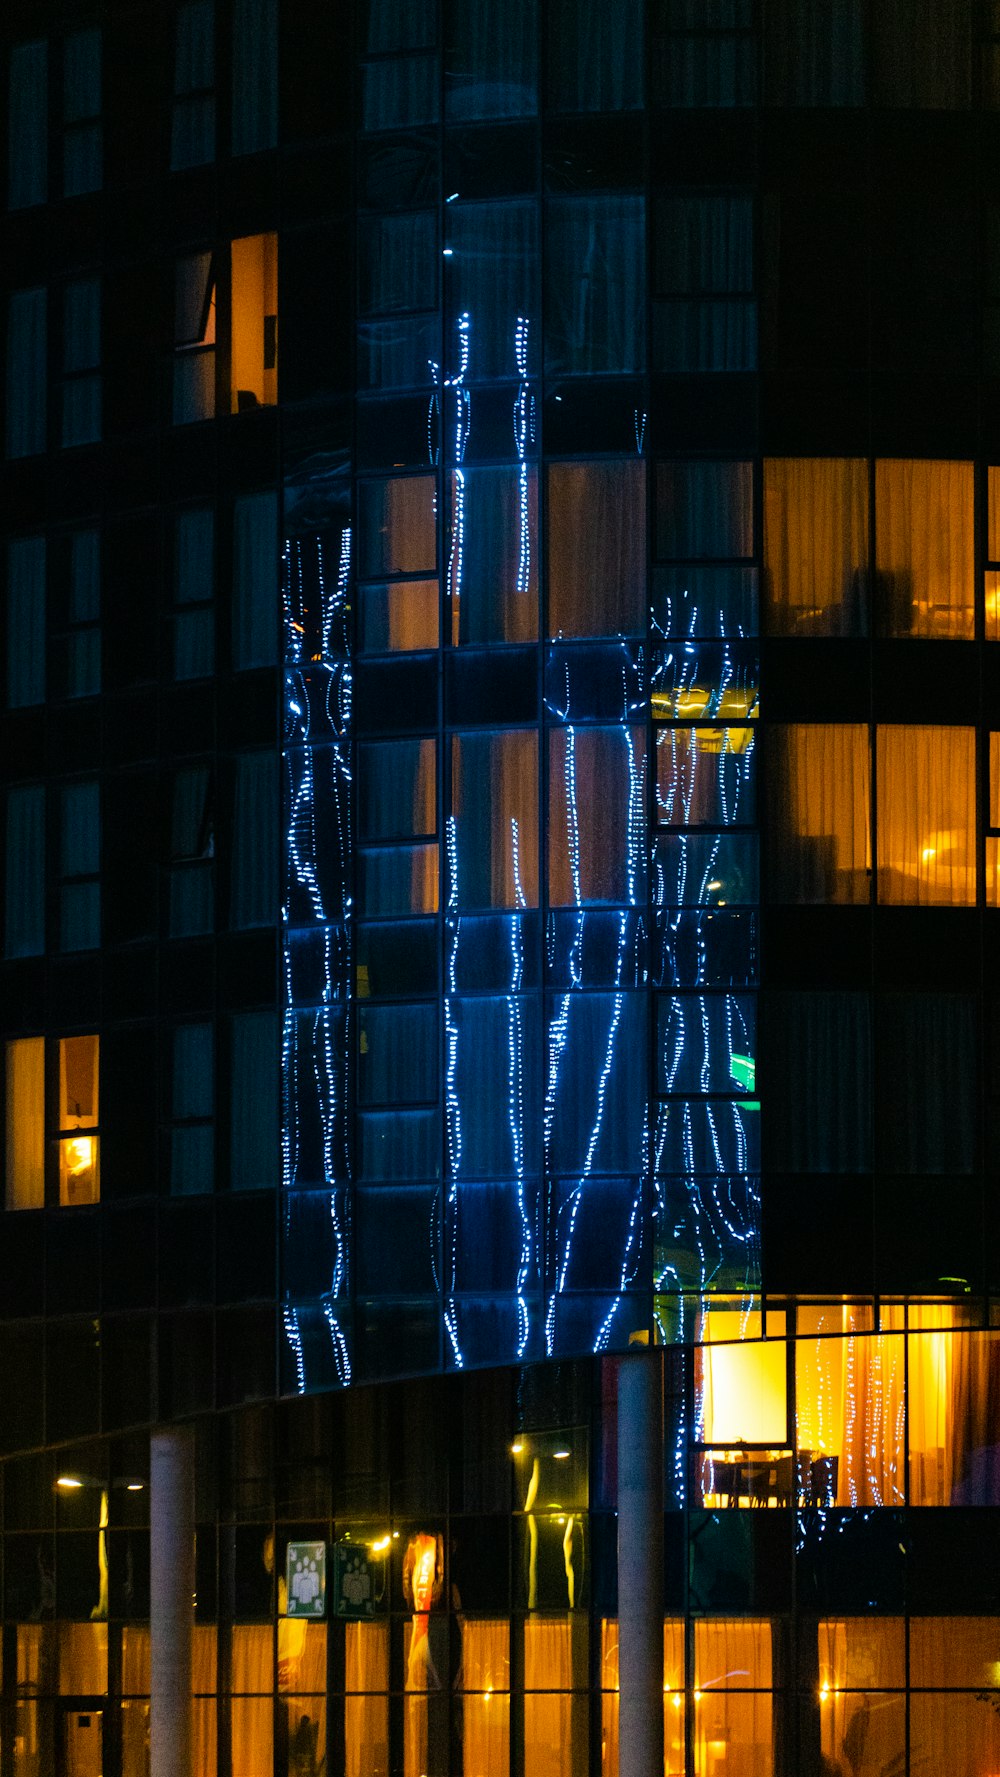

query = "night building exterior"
[[5, 2, 1000, 1774]]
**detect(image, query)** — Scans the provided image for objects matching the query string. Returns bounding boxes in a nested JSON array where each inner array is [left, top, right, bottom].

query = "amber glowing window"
[[230, 232, 277, 413], [988, 732, 1000, 908], [876, 725, 976, 905], [5, 1036, 44, 1209], [875, 458, 973, 639], [765, 724, 870, 904], [987, 466, 1000, 640], [762, 457, 868, 637], [58, 1033, 99, 1206]]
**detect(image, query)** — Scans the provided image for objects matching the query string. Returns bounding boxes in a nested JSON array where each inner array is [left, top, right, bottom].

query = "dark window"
[[61, 278, 101, 447], [173, 253, 217, 423], [171, 0, 215, 169], [6, 536, 45, 707], [168, 767, 214, 936], [172, 507, 215, 679], [62, 28, 102, 196], [170, 1023, 214, 1195], [58, 781, 100, 951], [7, 40, 47, 209], [232, 0, 277, 153], [5, 787, 45, 958], [6, 288, 47, 459]]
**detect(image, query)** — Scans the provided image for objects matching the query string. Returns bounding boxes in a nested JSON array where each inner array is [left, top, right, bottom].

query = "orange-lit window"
[[817, 1619, 905, 1775], [230, 232, 277, 413], [58, 1033, 99, 1205], [987, 465, 1000, 639], [876, 725, 976, 905], [987, 731, 1000, 908], [5, 1036, 44, 1209], [697, 1321, 787, 1446], [875, 458, 973, 639], [765, 724, 870, 903], [763, 457, 869, 637]]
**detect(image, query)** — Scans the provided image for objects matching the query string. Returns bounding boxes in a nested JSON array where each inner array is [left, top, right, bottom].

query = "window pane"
[[358, 845, 439, 916], [233, 491, 277, 668], [876, 993, 976, 1173], [450, 732, 538, 909], [873, 0, 971, 108], [549, 726, 646, 906], [8, 41, 47, 209], [174, 1024, 213, 1120], [6, 1038, 44, 1210], [6, 288, 47, 458], [231, 0, 277, 153], [58, 1034, 100, 1207], [172, 0, 215, 169], [657, 460, 753, 559], [231, 1011, 278, 1190], [765, 725, 870, 904], [547, 0, 642, 110], [61, 782, 100, 877], [875, 458, 973, 639], [445, 0, 537, 120], [230, 233, 277, 412], [5, 785, 45, 957], [796, 1331, 904, 1506], [450, 466, 538, 645], [545, 196, 645, 376], [446, 202, 538, 382], [360, 580, 438, 653], [63, 29, 102, 196], [62, 278, 101, 446], [359, 739, 436, 841], [876, 725, 975, 905], [359, 477, 436, 577], [359, 212, 436, 314], [547, 461, 645, 639], [656, 727, 755, 828], [763, 0, 866, 105], [231, 752, 278, 928], [763, 458, 868, 636], [6, 536, 46, 707], [358, 1003, 437, 1105], [762, 990, 871, 1172]]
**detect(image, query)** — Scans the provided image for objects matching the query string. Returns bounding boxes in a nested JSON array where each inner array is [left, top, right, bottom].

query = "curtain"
[[359, 476, 436, 577], [6, 287, 47, 458], [546, 196, 645, 376], [523, 1617, 582, 1777], [697, 1316, 787, 1444], [762, 991, 870, 1172], [872, 0, 971, 108], [765, 724, 870, 903], [359, 211, 436, 314], [231, 751, 277, 928], [446, 202, 538, 382], [6, 536, 45, 707], [361, 578, 439, 652], [654, 196, 755, 371], [546, 991, 645, 1176], [459, 1619, 510, 1777], [360, 738, 435, 840], [445, 0, 537, 120], [5, 1037, 44, 1209], [58, 1622, 108, 1693], [62, 277, 101, 446], [231, 1010, 278, 1190], [657, 460, 754, 560], [876, 725, 975, 905], [763, 458, 869, 636], [170, 767, 213, 936], [601, 1621, 686, 1777], [345, 1622, 389, 1777], [171, 1022, 214, 1195], [548, 461, 645, 639], [654, 11, 756, 108], [232, 0, 277, 154], [6, 785, 45, 957], [451, 732, 538, 908], [549, 726, 646, 905], [547, 0, 642, 110], [8, 40, 47, 209], [820, 1692, 905, 1775], [764, 0, 865, 105], [910, 1693, 1000, 1775], [656, 727, 755, 828], [796, 1330, 904, 1506], [362, 56, 438, 131], [233, 490, 277, 668], [358, 1002, 436, 1105], [875, 458, 973, 638], [63, 28, 102, 197], [174, 507, 214, 678], [359, 843, 439, 917], [450, 467, 538, 644], [876, 993, 976, 1174], [171, 0, 215, 170], [444, 994, 541, 1180], [231, 1624, 273, 1777]]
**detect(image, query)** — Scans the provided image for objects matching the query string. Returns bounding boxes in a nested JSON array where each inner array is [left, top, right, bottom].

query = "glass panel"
[[697, 1337, 786, 1444], [230, 234, 278, 413], [450, 467, 538, 645], [6, 287, 48, 458], [359, 478, 437, 577], [232, 0, 278, 154], [359, 739, 436, 841], [657, 461, 754, 560], [765, 725, 870, 905], [450, 732, 538, 908], [909, 1693, 999, 1776], [8, 40, 48, 209], [59, 1623, 108, 1694], [875, 458, 974, 639], [233, 491, 277, 668], [549, 727, 646, 906], [876, 726, 976, 906], [360, 580, 439, 652], [656, 728, 755, 827], [6, 535, 46, 707], [763, 458, 869, 637], [547, 462, 645, 641], [817, 1617, 905, 1690], [796, 1331, 905, 1507], [6, 1037, 44, 1209], [545, 197, 645, 377], [359, 845, 439, 916], [6, 784, 45, 956]]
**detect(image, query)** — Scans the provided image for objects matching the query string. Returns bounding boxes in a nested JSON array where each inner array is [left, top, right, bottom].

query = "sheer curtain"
[[547, 460, 645, 639], [875, 458, 973, 638], [523, 1617, 580, 1777], [546, 0, 642, 111], [763, 0, 865, 105], [654, 195, 755, 373], [762, 991, 871, 1172], [231, 0, 277, 154], [8, 39, 48, 209], [460, 1620, 510, 1777], [548, 726, 646, 906], [876, 725, 975, 905], [6, 287, 47, 458], [450, 467, 538, 645], [63, 28, 102, 198], [231, 1625, 273, 1777], [6, 535, 46, 706], [765, 724, 870, 903], [451, 731, 539, 908], [359, 738, 435, 840], [763, 458, 869, 636], [545, 197, 645, 376], [447, 201, 538, 382], [345, 1622, 389, 1777], [797, 1330, 905, 1507], [5, 1036, 44, 1209], [6, 784, 45, 957], [231, 1011, 278, 1190], [233, 491, 277, 668], [657, 460, 754, 560], [445, 0, 537, 120]]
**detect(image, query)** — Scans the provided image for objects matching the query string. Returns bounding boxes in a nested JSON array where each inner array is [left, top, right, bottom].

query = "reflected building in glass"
[[5, 1, 1000, 1775]]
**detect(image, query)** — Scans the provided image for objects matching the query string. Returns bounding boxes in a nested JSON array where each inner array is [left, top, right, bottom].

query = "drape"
[[763, 0, 865, 105], [361, 579, 438, 652], [875, 992, 976, 1174], [358, 1002, 436, 1106], [6, 535, 45, 707], [232, 1625, 273, 1777], [654, 5, 756, 108], [600, 1620, 686, 1777], [796, 1330, 905, 1506], [876, 725, 975, 905], [657, 461, 754, 561], [654, 196, 754, 372], [460, 1619, 510, 1777], [546, 0, 642, 111], [232, 0, 277, 154], [171, 0, 215, 170], [233, 490, 277, 668], [231, 751, 278, 928], [170, 1023, 213, 1195], [446, 202, 538, 382], [359, 843, 439, 917], [344, 1620, 389, 1777], [6, 287, 47, 458], [451, 732, 538, 908], [362, 56, 438, 131], [62, 277, 101, 447], [450, 467, 538, 644], [360, 738, 435, 841], [5, 1037, 44, 1209], [762, 990, 870, 1172], [359, 477, 436, 578], [872, 0, 971, 108], [909, 1316, 1000, 1505], [546, 991, 645, 1176], [548, 461, 645, 639], [231, 1010, 278, 1190], [765, 724, 870, 904], [545, 197, 645, 377], [6, 785, 45, 958], [8, 40, 47, 209], [360, 211, 436, 315], [445, 0, 537, 120], [63, 29, 102, 198], [763, 458, 869, 636], [656, 728, 755, 828], [549, 726, 646, 905], [523, 1616, 583, 1777], [875, 458, 973, 638]]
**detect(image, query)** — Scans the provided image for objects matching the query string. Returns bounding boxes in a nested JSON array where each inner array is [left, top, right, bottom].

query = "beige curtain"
[[344, 1622, 389, 1777], [693, 1621, 772, 1777], [765, 724, 870, 904], [6, 1036, 44, 1209], [385, 579, 439, 652], [231, 1626, 273, 1777], [58, 1623, 108, 1694], [549, 725, 646, 906], [371, 476, 437, 576], [763, 457, 868, 636], [819, 1692, 905, 1776], [277, 1620, 326, 1693], [910, 1694, 1000, 1776], [818, 1618, 905, 1692], [460, 1619, 510, 1777], [875, 458, 974, 638], [796, 1329, 905, 1507], [876, 725, 976, 905], [600, 1621, 685, 1777], [451, 731, 539, 908], [547, 460, 646, 639], [909, 1317, 1000, 1505]]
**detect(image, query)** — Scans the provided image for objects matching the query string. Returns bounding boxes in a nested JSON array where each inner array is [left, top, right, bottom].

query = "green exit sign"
[[285, 1542, 326, 1618]]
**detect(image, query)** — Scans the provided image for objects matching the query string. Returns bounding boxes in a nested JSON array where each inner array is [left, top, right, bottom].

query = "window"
[[450, 732, 538, 908], [7, 40, 47, 209], [53, 530, 100, 698], [5, 1033, 100, 1209], [445, 0, 537, 120], [232, 0, 277, 153], [6, 287, 47, 459], [168, 767, 214, 936], [231, 752, 278, 928], [877, 726, 976, 906], [763, 458, 868, 636], [230, 233, 277, 412], [987, 732, 1000, 907], [875, 459, 973, 639], [231, 1012, 278, 1190], [61, 277, 101, 447], [449, 465, 538, 645], [546, 0, 642, 111], [764, 725, 870, 903], [174, 252, 217, 423], [172, 507, 215, 678], [358, 738, 438, 919], [62, 29, 101, 197], [763, 0, 865, 105], [58, 781, 100, 950], [233, 490, 277, 668], [545, 196, 645, 376], [6, 536, 45, 707], [653, 194, 755, 372], [170, 1024, 214, 1194], [5, 786, 45, 958], [171, 0, 215, 170], [652, 0, 756, 108], [986, 465, 1000, 640], [548, 460, 645, 639], [362, 0, 438, 131]]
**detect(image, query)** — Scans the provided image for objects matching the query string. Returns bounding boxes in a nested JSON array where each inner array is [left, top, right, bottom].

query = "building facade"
[[4, 1, 1000, 1773]]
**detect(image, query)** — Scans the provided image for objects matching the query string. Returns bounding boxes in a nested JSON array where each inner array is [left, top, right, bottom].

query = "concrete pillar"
[[150, 1425, 195, 1777], [618, 1349, 664, 1777]]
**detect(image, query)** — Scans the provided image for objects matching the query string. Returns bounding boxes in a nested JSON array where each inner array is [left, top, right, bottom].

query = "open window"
[[4, 1033, 99, 1209], [58, 1034, 100, 1206]]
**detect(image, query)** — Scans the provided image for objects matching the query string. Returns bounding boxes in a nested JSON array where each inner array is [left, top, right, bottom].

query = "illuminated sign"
[[285, 1542, 326, 1618]]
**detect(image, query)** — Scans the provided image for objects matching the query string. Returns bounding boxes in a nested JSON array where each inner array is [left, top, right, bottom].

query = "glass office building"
[[5, 1, 1000, 1773]]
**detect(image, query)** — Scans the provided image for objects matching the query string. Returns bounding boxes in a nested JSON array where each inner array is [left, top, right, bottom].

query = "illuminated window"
[[357, 476, 439, 655], [875, 458, 973, 639], [763, 457, 868, 636], [230, 233, 277, 413], [987, 465, 1000, 640], [174, 252, 217, 424], [5, 1037, 45, 1209], [450, 732, 538, 908], [698, 1320, 787, 1446], [58, 1034, 100, 1205], [765, 724, 870, 903], [876, 725, 976, 905]]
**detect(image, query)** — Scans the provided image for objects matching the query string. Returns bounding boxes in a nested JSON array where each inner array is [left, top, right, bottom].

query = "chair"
[[811, 1454, 838, 1506], [771, 1454, 794, 1506]]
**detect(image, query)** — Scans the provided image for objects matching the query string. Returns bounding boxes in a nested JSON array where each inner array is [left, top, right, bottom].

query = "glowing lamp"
[[65, 1136, 94, 1176], [553, 1449, 570, 1460], [57, 1476, 83, 1489]]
